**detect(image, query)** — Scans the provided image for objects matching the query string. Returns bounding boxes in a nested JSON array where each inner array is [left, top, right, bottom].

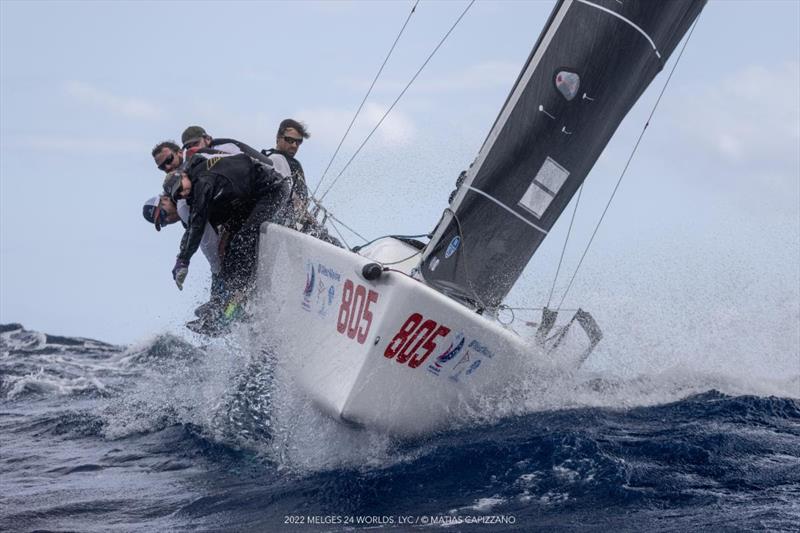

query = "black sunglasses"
[[157, 153, 175, 171], [282, 136, 303, 146], [154, 206, 171, 228]]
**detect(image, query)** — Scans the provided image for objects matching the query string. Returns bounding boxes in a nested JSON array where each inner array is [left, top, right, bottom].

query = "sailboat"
[[252, 0, 706, 436]]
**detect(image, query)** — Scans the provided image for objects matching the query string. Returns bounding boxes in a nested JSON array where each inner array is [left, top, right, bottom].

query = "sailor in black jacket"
[[165, 150, 290, 295]]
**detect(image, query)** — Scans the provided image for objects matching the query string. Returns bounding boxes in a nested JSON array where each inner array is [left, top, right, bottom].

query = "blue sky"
[[1, 0, 798, 370]]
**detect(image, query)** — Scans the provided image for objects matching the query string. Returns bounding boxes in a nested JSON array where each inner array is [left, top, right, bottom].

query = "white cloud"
[[672, 62, 799, 164], [298, 103, 416, 149], [290, 107, 353, 149], [64, 81, 162, 120], [364, 102, 416, 144], [657, 61, 800, 216]]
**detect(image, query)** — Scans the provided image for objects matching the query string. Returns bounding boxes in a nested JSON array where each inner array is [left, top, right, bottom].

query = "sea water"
[[1, 322, 798, 532]]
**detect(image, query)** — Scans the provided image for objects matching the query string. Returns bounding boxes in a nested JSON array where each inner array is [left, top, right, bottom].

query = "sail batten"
[[419, 0, 706, 309], [465, 186, 549, 234], [576, 0, 663, 58]]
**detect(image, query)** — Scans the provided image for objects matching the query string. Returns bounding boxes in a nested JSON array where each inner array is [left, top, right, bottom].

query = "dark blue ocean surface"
[[1, 323, 799, 532]]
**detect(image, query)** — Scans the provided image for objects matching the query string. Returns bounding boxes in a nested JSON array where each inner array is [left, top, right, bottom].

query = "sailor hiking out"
[[165, 150, 291, 327], [141, 121, 340, 334], [144, 129, 274, 318]]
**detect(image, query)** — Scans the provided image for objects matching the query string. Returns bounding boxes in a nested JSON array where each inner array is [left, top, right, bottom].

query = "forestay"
[[419, 0, 706, 309]]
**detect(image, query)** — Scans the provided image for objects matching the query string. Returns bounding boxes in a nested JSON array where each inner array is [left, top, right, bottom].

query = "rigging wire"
[[326, 218, 352, 251], [318, 0, 476, 202], [554, 15, 702, 313], [326, 211, 370, 243], [504, 306, 579, 313], [546, 182, 584, 309], [313, 0, 420, 197]]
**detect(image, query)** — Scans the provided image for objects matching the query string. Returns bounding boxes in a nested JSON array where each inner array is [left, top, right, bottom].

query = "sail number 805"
[[384, 313, 451, 368], [337, 279, 379, 345]]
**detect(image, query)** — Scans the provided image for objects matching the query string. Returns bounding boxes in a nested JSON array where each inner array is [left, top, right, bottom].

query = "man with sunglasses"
[[261, 119, 312, 230], [151, 141, 184, 173], [141, 194, 223, 299], [153, 128, 253, 173]]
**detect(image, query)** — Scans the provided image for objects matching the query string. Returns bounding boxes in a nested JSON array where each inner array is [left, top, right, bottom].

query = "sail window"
[[518, 157, 570, 218], [555, 71, 580, 101]]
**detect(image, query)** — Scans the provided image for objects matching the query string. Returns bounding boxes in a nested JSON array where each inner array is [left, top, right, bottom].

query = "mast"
[[418, 0, 706, 309]]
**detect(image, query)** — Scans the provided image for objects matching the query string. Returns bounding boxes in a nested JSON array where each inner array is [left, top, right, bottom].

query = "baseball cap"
[[181, 125, 207, 148], [142, 196, 164, 231], [163, 171, 183, 203]]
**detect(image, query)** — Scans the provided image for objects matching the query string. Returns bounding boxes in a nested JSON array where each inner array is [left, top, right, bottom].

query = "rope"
[[380, 250, 423, 266], [555, 15, 702, 312], [319, 0, 476, 202], [352, 232, 430, 252], [546, 182, 584, 308], [326, 218, 352, 251], [497, 305, 515, 325], [313, 0, 420, 197]]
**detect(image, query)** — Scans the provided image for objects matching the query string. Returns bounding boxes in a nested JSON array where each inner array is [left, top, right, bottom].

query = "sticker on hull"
[[427, 333, 465, 376]]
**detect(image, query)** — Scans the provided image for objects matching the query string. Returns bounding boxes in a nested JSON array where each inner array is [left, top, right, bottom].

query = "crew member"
[[151, 141, 183, 173], [165, 151, 291, 298], [142, 194, 224, 312], [262, 119, 341, 246], [262, 119, 311, 228]]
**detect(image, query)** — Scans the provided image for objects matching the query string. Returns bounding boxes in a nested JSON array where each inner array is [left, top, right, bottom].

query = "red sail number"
[[384, 313, 451, 368], [337, 279, 379, 344]]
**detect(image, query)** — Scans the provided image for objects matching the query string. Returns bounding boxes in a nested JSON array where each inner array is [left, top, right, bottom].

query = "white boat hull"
[[254, 224, 541, 437]]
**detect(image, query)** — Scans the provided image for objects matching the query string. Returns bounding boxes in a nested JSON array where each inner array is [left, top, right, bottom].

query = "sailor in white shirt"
[[142, 196, 222, 306]]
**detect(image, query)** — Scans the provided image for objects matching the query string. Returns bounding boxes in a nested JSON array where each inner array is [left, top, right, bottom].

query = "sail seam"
[[466, 186, 548, 234], [575, 0, 662, 58]]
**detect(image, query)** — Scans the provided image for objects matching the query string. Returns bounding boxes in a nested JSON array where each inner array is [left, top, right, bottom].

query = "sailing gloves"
[[172, 258, 190, 290]]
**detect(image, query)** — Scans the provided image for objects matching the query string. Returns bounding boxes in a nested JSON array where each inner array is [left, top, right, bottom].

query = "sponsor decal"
[[467, 339, 495, 359], [429, 257, 440, 271], [302, 261, 315, 311], [445, 236, 461, 259], [449, 359, 482, 383], [447, 339, 494, 383], [466, 359, 482, 375], [317, 263, 341, 282], [316, 279, 335, 317], [450, 351, 472, 373], [302, 261, 341, 316], [555, 70, 580, 101], [427, 333, 465, 376]]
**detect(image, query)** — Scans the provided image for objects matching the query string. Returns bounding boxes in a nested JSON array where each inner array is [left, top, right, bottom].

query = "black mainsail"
[[418, 0, 706, 309]]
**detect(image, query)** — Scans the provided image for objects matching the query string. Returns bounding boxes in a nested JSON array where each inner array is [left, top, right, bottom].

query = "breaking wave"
[[1, 322, 798, 532]]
